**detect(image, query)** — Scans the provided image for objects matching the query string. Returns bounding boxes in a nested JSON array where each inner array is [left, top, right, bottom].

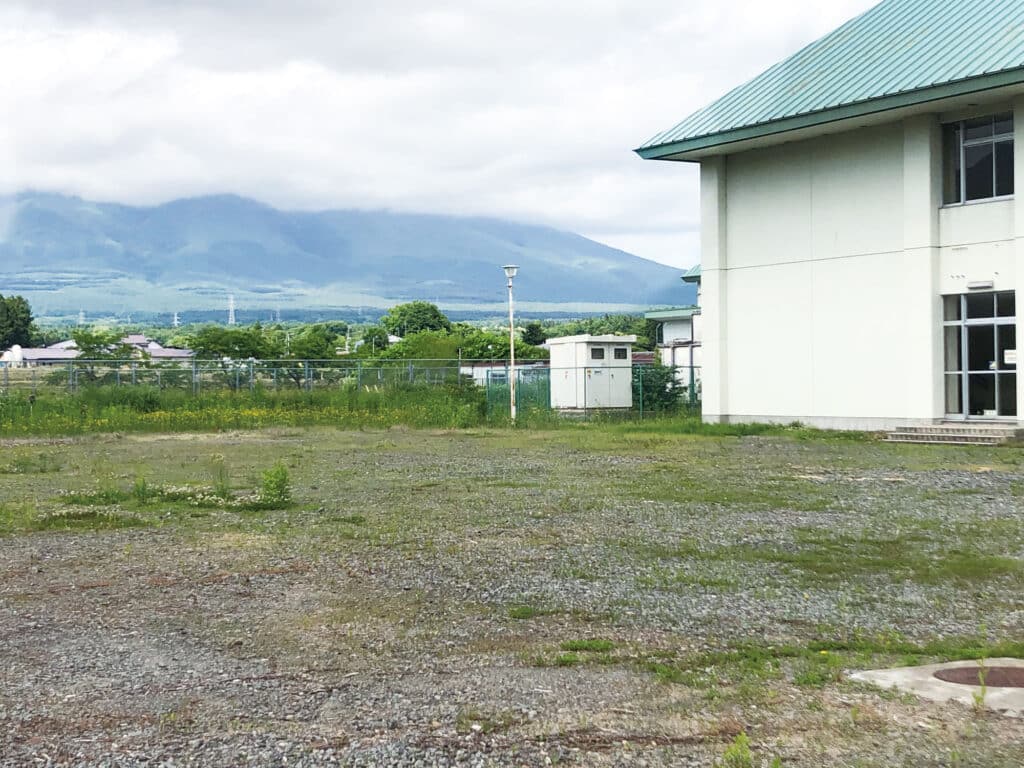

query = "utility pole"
[[502, 265, 519, 423]]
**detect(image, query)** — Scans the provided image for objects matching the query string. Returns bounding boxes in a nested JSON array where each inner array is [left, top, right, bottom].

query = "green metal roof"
[[645, 306, 699, 321], [681, 264, 701, 283], [638, 0, 1024, 160]]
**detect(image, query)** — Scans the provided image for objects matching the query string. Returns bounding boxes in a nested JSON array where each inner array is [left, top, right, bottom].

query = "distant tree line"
[[8, 293, 657, 363]]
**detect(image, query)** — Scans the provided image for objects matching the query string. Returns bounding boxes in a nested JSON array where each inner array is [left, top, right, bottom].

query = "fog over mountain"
[[0, 193, 693, 316]]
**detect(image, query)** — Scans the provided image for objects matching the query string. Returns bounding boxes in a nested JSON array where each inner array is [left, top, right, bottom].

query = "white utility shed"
[[547, 334, 635, 410]]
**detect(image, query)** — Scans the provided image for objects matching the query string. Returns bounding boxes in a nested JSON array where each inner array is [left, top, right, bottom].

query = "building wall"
[[701, 99, 1024, 428], [661, 318, 693, 343]]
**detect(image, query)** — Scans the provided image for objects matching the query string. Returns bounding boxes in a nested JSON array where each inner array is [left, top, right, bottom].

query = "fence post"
[[249, 360, 255, 392], [304, 360, 310, 392], [357, 362, 362, 390], [638, 365, 643, 420], [131, 362, 137, 386]]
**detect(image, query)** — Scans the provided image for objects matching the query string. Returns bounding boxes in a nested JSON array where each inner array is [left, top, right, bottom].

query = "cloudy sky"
[[1, 0, 877, 267]]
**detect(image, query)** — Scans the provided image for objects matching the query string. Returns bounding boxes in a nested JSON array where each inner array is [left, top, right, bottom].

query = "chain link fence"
[[0, 358, 700, 418]]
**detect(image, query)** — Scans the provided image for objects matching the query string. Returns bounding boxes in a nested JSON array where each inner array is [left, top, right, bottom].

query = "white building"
[[547, 334, 635, 410], [637, 0, 1024, 429], [646, 265, 702, 394]]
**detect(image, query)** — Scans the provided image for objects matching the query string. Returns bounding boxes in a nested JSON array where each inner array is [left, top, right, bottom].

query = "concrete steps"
[[886, 424, 1022, 446]]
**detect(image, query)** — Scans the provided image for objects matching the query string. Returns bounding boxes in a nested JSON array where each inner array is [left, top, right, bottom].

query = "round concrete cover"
[[849, 658, 1024, 712], [934, 666, 1024, 688]]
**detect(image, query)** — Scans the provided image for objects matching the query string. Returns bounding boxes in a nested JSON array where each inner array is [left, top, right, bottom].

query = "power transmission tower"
[[228, 295, 237, 326]]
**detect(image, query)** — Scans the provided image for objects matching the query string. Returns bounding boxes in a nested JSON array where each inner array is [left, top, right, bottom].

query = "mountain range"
[[0, 192, 694, 316]]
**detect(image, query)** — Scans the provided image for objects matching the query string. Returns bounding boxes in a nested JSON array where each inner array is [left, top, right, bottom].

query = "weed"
[[132, 476, 153, 503], [972, 657, 988, 713], [258, 463, 292, 508], [212, 459, 232, 500], [717, 732, 754, 768]]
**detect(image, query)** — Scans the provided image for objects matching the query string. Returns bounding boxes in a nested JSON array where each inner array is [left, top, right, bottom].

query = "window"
[[943, 113, 1014, 204], [614, 348, 628, 360], [590, 347, 605, 360]]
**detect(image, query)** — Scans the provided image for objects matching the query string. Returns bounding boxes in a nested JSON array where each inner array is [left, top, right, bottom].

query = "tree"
[[359, 326, 390, 354], [187, 324, 281, 359], [380, 301, 451, 336], [71, 328, 136, 359], [0, 295, 33, 349], [288, 325, 338, 360], [521, 321, 547, 346]]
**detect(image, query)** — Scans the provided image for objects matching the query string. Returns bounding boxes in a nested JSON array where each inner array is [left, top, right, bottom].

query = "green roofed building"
[[646, 265, 702, 394], [638, 0, 1024, 430]]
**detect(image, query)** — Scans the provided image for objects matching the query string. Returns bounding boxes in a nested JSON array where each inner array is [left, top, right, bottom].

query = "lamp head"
[[502, 264, 519, 279]]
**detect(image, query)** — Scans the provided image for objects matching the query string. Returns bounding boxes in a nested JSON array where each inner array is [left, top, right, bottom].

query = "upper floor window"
[[943, 113, 1014, 205]]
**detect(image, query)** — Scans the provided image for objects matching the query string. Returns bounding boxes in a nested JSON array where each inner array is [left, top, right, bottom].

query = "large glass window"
[[943, 292, 1017, 418], [942, 113, 1014, 204]]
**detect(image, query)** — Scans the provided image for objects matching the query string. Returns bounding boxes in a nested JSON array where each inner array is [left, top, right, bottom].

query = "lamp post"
[[502, 265, 519, 423]]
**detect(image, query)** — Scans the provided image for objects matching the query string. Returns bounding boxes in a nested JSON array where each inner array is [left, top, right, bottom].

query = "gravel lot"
[[2, 426, 1024, 766]]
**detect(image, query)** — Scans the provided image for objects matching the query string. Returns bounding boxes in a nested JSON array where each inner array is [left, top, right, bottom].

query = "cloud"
[[1, 0, 877, 266]]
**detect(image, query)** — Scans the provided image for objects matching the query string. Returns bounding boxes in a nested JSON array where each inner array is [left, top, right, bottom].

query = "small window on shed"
[[590, 347, 605, 360], [613, 348, 628, 360]]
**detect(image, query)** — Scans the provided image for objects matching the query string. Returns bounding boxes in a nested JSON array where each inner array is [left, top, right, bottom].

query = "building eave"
[[636, 68, 1024, 162]]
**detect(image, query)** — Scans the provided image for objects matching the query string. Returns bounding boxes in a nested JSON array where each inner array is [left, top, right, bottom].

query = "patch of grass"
[[330, 514, 366, 525], [60, 486, 132, 506], [560, 639, 615, 653], [508, 604, 541, 620], [455, 707, 521, 735], [626, 526, 1023, 587], [792, 651, 845, 687], [554, 652, 582, 667], [32, 508, 147, 531], [0, 453, 62, 474]]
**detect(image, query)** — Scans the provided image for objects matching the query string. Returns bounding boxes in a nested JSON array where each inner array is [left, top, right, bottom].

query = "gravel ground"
[[2, 427, 1024, 766]]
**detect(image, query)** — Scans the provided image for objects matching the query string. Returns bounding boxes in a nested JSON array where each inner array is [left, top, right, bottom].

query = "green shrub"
[[259, 463, 292, 507], [717, 732, 754, 768], [632, 362, 684, 414]]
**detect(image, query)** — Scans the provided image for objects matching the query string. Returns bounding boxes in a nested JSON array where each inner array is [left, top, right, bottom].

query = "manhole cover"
[[933, 666, 1024, 688]]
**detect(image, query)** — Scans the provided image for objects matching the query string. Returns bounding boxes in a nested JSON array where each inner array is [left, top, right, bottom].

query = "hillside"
[[0, 193, 694, 315]]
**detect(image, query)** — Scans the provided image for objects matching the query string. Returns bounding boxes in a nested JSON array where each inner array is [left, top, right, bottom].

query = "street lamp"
[[502, 265, 519, 423]]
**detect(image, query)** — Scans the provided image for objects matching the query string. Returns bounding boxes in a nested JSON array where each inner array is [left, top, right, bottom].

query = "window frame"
[[942, 113, 1015, 207]]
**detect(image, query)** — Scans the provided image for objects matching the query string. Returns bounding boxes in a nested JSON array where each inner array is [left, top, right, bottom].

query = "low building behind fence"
[[0, 358, 700, 416]]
